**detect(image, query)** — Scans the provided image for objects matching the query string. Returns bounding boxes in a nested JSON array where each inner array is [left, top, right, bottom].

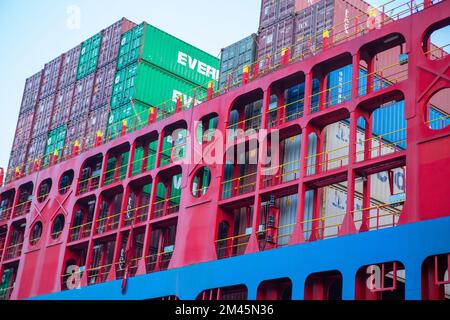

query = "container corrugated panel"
[[65, 115, 88, 153], [326, 64, 352, 106], [7, 147, 27, 173], [429, 106, 450, 130], [293, 0, 334, 58], [278, 194, 298, 245], [77, 32, 102, 80], [117, 23, 220, 86], [257, 23, 278, 63], [40, 55, 63, 99], [117, 23, 144, 70], [218, 34, 257, 90], [295, 0, 321, 12], [27, 133, 48, 164], [0, 269, 14, 299], [58, 45, 81, 91], [98, 18, 136, 68], [107, 101, 148, 139], [32, 94, 55, 138], [19, 71, 42, 115], [85, 105, 110, 147], [259, 0, 295, 29], [332, 0, 388, 43], [372, 101, 407, 149], [111, 61, 207, 111], [51, 84, 75, 130], [91, 61, 116, 110], [276, 17, 295, 53], [11, 109, 34, 152], [141, 23, 220, 86], [44, 125, 67, 157], [259, 0, 280, 29], [257, 16, 295, 70], [279, 0, 296, 19], [71, 73, 95, 118]]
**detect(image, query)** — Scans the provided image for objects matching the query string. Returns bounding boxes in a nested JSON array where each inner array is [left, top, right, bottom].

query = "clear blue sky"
[[0, 0, 447, 170]]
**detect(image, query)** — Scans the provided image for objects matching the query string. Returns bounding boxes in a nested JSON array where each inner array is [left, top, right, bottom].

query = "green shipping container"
[[0, 268, 13, 300], [117, 23, 220, 87], [106, 101, 149, 139], [45, 125, 67, 158], [155, 174, 182, 203], [111, 60, 208, 112], [77, 32, 102, 80]]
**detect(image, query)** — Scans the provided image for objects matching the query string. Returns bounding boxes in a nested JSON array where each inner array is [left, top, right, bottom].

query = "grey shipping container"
[[91, 61, 116, 110], [26, 133, 48, 164], [98, 18, 136, 68], [51, 84, 75, 130], [8, 147, 28, 173], [259, 0, 296, 29], [71, 73, 95, 118], [19, 71, 42, 115], [58, 45, 81, 91], [257, 16, 295, 69], [40, 55, 63, 99], [258, 0, 334, 66], [11, 109, 35, 152], [85, 105, 110, 148], [218, 34, 257, 90], [65, 114, 88, 155], [32, 94, 55, 138]]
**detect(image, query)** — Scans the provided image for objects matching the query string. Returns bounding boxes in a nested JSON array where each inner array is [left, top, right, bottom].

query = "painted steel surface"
[[0, 0, 449, 300]]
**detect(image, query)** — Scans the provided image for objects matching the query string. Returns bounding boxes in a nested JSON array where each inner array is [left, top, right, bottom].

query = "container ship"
[[0, 0, 449, 300]]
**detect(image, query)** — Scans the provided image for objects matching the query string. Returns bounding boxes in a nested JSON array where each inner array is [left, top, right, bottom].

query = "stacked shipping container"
[[7, 18, 221, 178], [107, 22, 219, 138], [218, 34, 257, 90], [5, 19, 136, 179]]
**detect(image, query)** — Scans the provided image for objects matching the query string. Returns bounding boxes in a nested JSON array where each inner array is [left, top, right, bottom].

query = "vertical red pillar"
[[340, 111, 358, 235], [289, 126, 309, 245], [304, 72, 313, 116], [277, 90, 285, 126], [352, 52, 361, 99], [366, 56, 375, 95], [245, 88, 270, 254], [361, 115, 372, 232]]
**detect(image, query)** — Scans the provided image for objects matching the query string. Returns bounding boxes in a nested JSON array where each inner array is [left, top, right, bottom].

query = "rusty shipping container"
[[98, 18, 136, 68], [51, 84, 75, 130], [40, 55, 63, 99], [19, 71, 42, 115], [91, 61, 116, 110], [58, 45, 81, 91], [71, 73, 95, 118], [32, 94, 55, 138]]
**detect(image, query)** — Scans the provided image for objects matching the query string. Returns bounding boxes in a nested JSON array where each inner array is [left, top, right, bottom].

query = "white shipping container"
[[278, 194, 298, 246], [320, 184, 402, 237], [324, 121, 405, 202]]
